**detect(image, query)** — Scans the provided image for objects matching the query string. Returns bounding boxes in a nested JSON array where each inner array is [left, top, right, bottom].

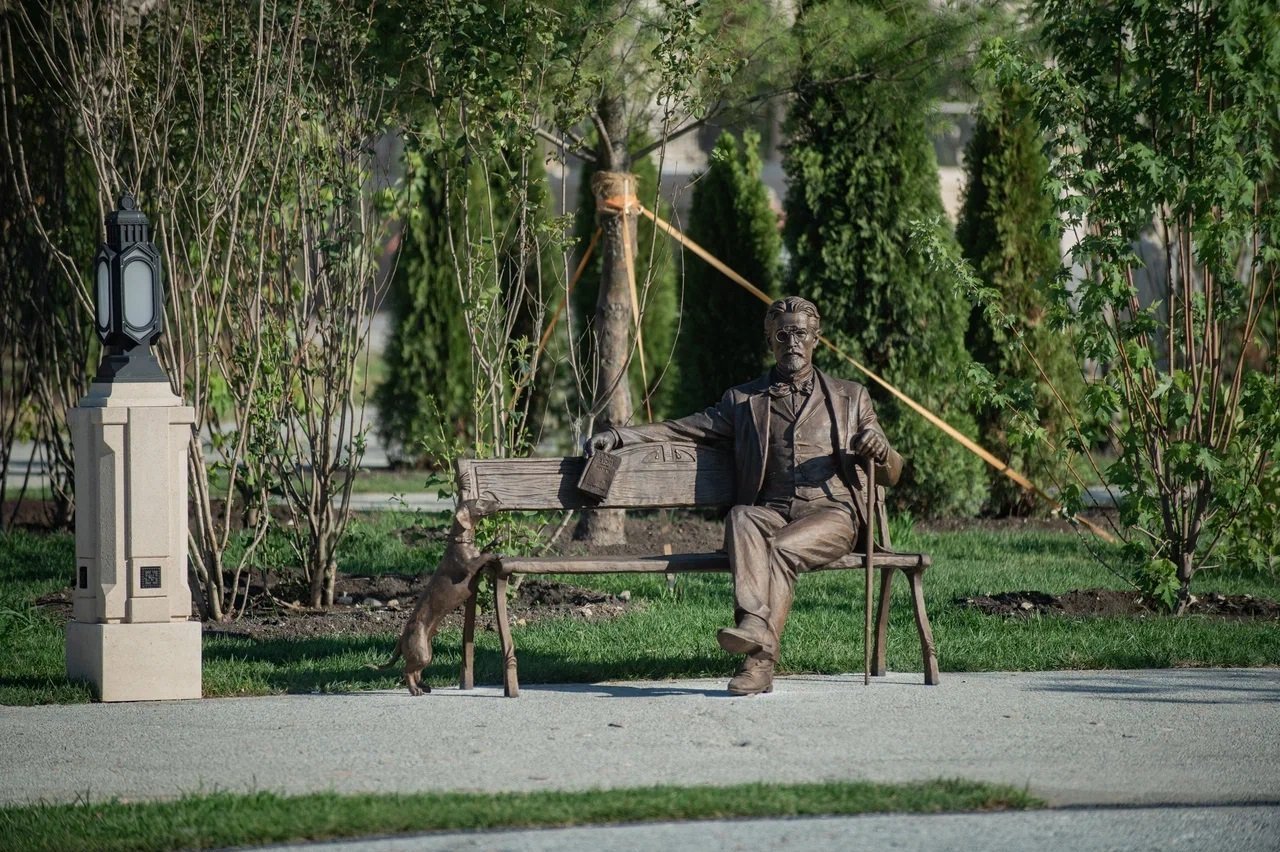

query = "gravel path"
[[3, 669, 1277, 809]]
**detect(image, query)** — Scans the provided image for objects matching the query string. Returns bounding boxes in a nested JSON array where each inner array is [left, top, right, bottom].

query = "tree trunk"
[[309, 535, 328, 610], [1174, 551, 1195, 615], [194, 545, 224, 622], [187, 449, 222, 621], [324, 556, 337, 608], [577, 95, 634, 545]]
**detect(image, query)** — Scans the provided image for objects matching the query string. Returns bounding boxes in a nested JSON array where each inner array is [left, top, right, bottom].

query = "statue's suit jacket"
[[612, 369, 903, 511]]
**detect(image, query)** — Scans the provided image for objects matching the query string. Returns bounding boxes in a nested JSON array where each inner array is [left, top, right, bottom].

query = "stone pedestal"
[[66, 621, 202, 702], [66, 379, 201, 701]]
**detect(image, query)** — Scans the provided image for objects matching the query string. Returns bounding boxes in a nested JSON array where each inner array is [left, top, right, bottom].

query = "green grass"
[[0, 779, 1040, 852], [3, 519, 1278, 705], [0, 532, 92, 704], [204, 466, 449, 499], [0, 483, 54, 502], [456, 526, 1280, 687], [347, 468, 450, 494], [354, 347, 387, 405]]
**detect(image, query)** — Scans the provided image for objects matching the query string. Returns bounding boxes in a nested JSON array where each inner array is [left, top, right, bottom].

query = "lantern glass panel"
[[96, 261, 111, 328], [122, 261, 155, 329]]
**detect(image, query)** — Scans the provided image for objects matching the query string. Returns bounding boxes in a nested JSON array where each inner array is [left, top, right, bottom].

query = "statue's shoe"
[[716, 614, 772, 655], [728, 654, 775, 695]]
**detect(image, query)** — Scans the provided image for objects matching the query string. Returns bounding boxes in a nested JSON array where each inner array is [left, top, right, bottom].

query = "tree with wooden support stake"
[[563, 194, 1119, 544]]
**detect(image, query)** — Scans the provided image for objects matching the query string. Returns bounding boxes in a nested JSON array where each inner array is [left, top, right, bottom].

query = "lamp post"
[[67, 193, 201, 702], [92, 193, 167, 382]]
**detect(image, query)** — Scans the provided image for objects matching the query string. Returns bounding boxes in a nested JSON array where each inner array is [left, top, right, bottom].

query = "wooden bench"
[[454, 442, 938, 697]]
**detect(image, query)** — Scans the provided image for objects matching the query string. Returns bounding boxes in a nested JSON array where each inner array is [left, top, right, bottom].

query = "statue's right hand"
[[584, 430, 619, 457]]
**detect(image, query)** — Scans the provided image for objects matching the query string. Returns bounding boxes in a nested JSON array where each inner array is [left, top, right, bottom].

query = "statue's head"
[[764, 296, 820, 376]]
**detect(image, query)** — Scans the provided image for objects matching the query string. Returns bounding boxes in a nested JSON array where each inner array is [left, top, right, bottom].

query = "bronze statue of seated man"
[[586, 296, 902, 695]]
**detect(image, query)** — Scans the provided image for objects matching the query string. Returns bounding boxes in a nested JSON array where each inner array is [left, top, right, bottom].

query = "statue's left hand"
[[852, 428, 889, 464], [583, 430, 619, 457]]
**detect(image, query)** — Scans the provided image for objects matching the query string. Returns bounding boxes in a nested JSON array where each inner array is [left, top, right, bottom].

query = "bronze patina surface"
[[586, 297, 903, 694]]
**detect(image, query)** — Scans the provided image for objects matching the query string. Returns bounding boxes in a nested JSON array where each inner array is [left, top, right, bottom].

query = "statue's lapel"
[[794, 377, 824, 428], [749, 389, 770, 461], [816, 370, 851, 450]]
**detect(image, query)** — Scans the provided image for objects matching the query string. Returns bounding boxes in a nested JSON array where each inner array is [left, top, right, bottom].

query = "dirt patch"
[[190, 511, 719, 642], [209, 575, 635, 642], [957, 588, 1280, 620], [553, 510, 727, 556], [2, 499, 72, 532], [35, 574, 636, 642]]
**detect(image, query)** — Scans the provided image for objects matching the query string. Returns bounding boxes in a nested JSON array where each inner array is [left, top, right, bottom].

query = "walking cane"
[[864, 456, 875, 686]]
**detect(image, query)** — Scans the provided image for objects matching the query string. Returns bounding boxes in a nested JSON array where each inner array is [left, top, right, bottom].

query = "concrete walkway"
[[3, 669, 1278, 810]]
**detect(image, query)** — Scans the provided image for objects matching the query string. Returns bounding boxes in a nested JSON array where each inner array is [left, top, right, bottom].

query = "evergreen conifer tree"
[[957, 77, 1081, 515], [375, 144, 472, 465], [675, 130, 782, 412], [784, 0, 985, 517]]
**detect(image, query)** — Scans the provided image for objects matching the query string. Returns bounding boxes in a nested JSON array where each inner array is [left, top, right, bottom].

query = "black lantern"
[[92, 194, 167, 382]]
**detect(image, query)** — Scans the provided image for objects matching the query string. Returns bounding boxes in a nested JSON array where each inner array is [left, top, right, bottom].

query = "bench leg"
[[871, 567, 895, 677], [493, 571, 520, 697], [459, 577, 479, 691], [906, 568, 940, 685]]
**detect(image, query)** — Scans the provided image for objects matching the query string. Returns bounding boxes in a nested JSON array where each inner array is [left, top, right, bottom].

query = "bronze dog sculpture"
[[377, 498, 499, 695]]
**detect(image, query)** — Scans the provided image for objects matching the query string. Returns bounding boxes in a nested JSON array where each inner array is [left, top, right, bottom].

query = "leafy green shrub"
[[1219, 457, 1280, 579], [981, 0, 1280, 608]]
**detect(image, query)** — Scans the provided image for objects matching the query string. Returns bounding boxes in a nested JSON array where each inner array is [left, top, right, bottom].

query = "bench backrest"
[[456, 442, 736, 511], [455, 441, 893, 549]]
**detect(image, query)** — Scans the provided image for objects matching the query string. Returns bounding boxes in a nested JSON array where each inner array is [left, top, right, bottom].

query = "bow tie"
[[768, 376, 814, 398]]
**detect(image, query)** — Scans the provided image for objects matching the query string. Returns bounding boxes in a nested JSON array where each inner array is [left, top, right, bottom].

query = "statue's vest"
[[758, 380, 856, 513]]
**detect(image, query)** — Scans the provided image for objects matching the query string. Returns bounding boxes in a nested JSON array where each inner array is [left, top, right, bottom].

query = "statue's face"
[[768, 311, 819, 376]]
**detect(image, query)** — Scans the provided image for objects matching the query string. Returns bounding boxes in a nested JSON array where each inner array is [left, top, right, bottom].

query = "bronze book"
[[577, 450, 620, 499]]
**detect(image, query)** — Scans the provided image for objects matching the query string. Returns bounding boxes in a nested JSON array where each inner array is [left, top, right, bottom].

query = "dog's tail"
[[368, 641, 402, 671]]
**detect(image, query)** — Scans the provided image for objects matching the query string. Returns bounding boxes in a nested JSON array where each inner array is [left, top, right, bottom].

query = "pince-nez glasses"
[[774, 327, 815, 345]]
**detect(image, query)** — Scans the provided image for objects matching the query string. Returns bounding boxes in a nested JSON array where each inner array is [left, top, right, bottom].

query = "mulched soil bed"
[[957, 588, 1280, 620], [211, 575, 635, 642], [553, 511, 728, 556], [36, 575, 634, 642], [2, 499, 73, 532]]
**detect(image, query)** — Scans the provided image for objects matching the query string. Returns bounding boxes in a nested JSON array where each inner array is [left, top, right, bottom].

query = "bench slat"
[[457, 444, 736, 511], [500, 550, 929, 576]]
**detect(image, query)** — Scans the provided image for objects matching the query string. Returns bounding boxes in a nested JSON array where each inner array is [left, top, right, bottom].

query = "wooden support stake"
[[618, 179, 653, 422]]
